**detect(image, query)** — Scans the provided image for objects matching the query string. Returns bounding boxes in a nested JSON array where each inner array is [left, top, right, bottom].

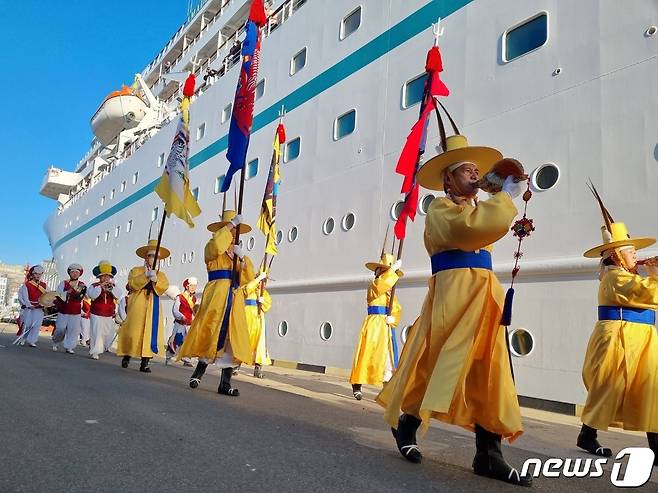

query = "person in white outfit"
[[17, 265, 46, 347], [52, 263, 86, 354], [87, 261, 122, 360], [79, 296, 91, 346], [116, 284, 130, 324], [166, 277, 198, 366]]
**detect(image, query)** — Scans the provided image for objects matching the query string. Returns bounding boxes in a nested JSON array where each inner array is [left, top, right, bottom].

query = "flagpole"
[[386, 22, 445, 365]]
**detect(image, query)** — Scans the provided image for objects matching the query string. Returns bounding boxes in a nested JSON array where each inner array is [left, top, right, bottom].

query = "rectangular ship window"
[[152, 207, 159, 221], [214, 175, 225, 194], [126, 220, 132, 233], [333, 109, 356, 140], [192, 187, 199, 200], [158, 153, 165, 167], [133, 172, 139, 184], [246, 159, 258, 180], [196, 123, 206, 141], [403, 73, 428, 109], [340, 6, 362, 40], [221, 104, 232, 124], [121, 181, 126, 192], [285, 137, 301, 163], [256, 79, 265, 100], [290, 47, 307, 75], [115, 225, 120, 238], [503, 13, 548, 62]]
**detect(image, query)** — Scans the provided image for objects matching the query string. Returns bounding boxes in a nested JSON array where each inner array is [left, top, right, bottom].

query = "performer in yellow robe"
[[178, 210, 255, 396], [117, 239, 170, 373], [579, 212, 658, 464], [243, 271, 272, 378], [377, 135, 532, 487], [349, 253, 402, 400]]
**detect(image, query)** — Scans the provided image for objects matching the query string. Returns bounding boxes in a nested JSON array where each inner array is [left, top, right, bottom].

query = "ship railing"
[[67, 0, 309, 203]]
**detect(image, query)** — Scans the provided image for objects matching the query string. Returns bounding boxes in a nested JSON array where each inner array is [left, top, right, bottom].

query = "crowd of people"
[[13, 141, 658, 486]]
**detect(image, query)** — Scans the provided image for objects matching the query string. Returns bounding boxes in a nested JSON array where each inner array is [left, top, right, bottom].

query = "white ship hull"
[[43, 0, 658, 411]]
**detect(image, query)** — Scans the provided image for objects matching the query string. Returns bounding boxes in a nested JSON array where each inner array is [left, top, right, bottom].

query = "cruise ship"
[[41, 0, 658, 412]]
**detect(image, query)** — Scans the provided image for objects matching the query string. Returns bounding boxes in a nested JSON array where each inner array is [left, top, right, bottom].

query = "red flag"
[[394, 46, 449, 239]]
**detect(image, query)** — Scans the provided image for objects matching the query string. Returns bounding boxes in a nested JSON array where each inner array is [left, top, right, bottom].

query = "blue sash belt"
[[431, 249, 492, 274], [368, 306, 388, 315], [598, 306, 656, 325], [245, 299, 258, 306], [208, 269, 232, 281]]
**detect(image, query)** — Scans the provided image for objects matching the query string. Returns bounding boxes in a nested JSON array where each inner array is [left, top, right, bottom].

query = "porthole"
[[189, 251, 195, 262], [167, 257, 172, 267], [531, 163, 560, 191], [322, 217, 335, 235], [645, 26, 657, 38], [401, 325, 412, 344], [419, 194, 436, 215], [288, 226, 298, 242], [278, 320, 288, 337], [247, 237, 255, 251], [182, 253, 187, 264], [341, 212, 355, 231], [276, 230, 283, 245], [509, 328, 535, 357], [390, 201, 404, 220], [320, 322, 333, 341], [239, 239, 244, 249]]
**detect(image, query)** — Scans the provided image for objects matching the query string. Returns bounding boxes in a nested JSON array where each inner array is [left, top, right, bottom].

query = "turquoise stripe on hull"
[[51, 0, 472, 250]]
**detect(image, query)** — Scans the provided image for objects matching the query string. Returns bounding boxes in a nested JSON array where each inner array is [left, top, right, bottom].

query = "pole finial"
[[432, 18, 444, 46]]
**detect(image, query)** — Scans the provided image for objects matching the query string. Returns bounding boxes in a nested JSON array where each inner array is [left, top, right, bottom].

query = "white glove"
[[501, 175, 523, 199], [257, 296, 265, 304], [230, 214, 243, 227], [391, 259, 402, 272], [233, 244, 245, 259], [256, 272, 267, 282], [386, 315, 396, 325], [146, 270, 158, 282]]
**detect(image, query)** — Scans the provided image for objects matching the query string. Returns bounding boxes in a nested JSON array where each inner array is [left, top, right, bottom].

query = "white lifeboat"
[[90, 86, 148, 146]]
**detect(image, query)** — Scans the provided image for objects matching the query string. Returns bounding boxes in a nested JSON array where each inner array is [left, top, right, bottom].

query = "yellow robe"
[[243, 279, 272, 366], [116, 267, 169, 358], [581, 267, 658, 432], [349, 268, 402, 385], [177, 226, 254, 364], [377, 192, 523, 441]]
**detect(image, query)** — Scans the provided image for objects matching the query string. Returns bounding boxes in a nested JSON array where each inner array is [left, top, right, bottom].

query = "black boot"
[[473, 424, 532, 487], [121, 356, 130, 368], [647, 432, 658, 466], [218, 367, 240, 396], [254, 364, 264, 379], [351, 383, 363, 401], [391, 413, 422, 463], [139, 357, 151, 373], [189, 361, 208, 389], [577, 424, 612, 457]]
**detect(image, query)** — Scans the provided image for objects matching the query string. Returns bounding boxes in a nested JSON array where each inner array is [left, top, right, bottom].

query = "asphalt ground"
[[0, 325, 655, 492]]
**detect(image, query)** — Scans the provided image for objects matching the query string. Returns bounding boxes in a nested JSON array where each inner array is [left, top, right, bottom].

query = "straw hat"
[[207, 209, 252, 234], [135, 239, 171, 259], [92, 260, 117, 278], [365, 253, 404, 277], [583, 223, 655, 258], [416, 135, 502, 191]]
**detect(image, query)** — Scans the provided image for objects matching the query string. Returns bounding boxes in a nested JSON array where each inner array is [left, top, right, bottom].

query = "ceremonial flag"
[[220, 0, 267, 193], [257, 123, 285, 255], [394, 46, 449, 239], [154, 73, 202, 227]]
